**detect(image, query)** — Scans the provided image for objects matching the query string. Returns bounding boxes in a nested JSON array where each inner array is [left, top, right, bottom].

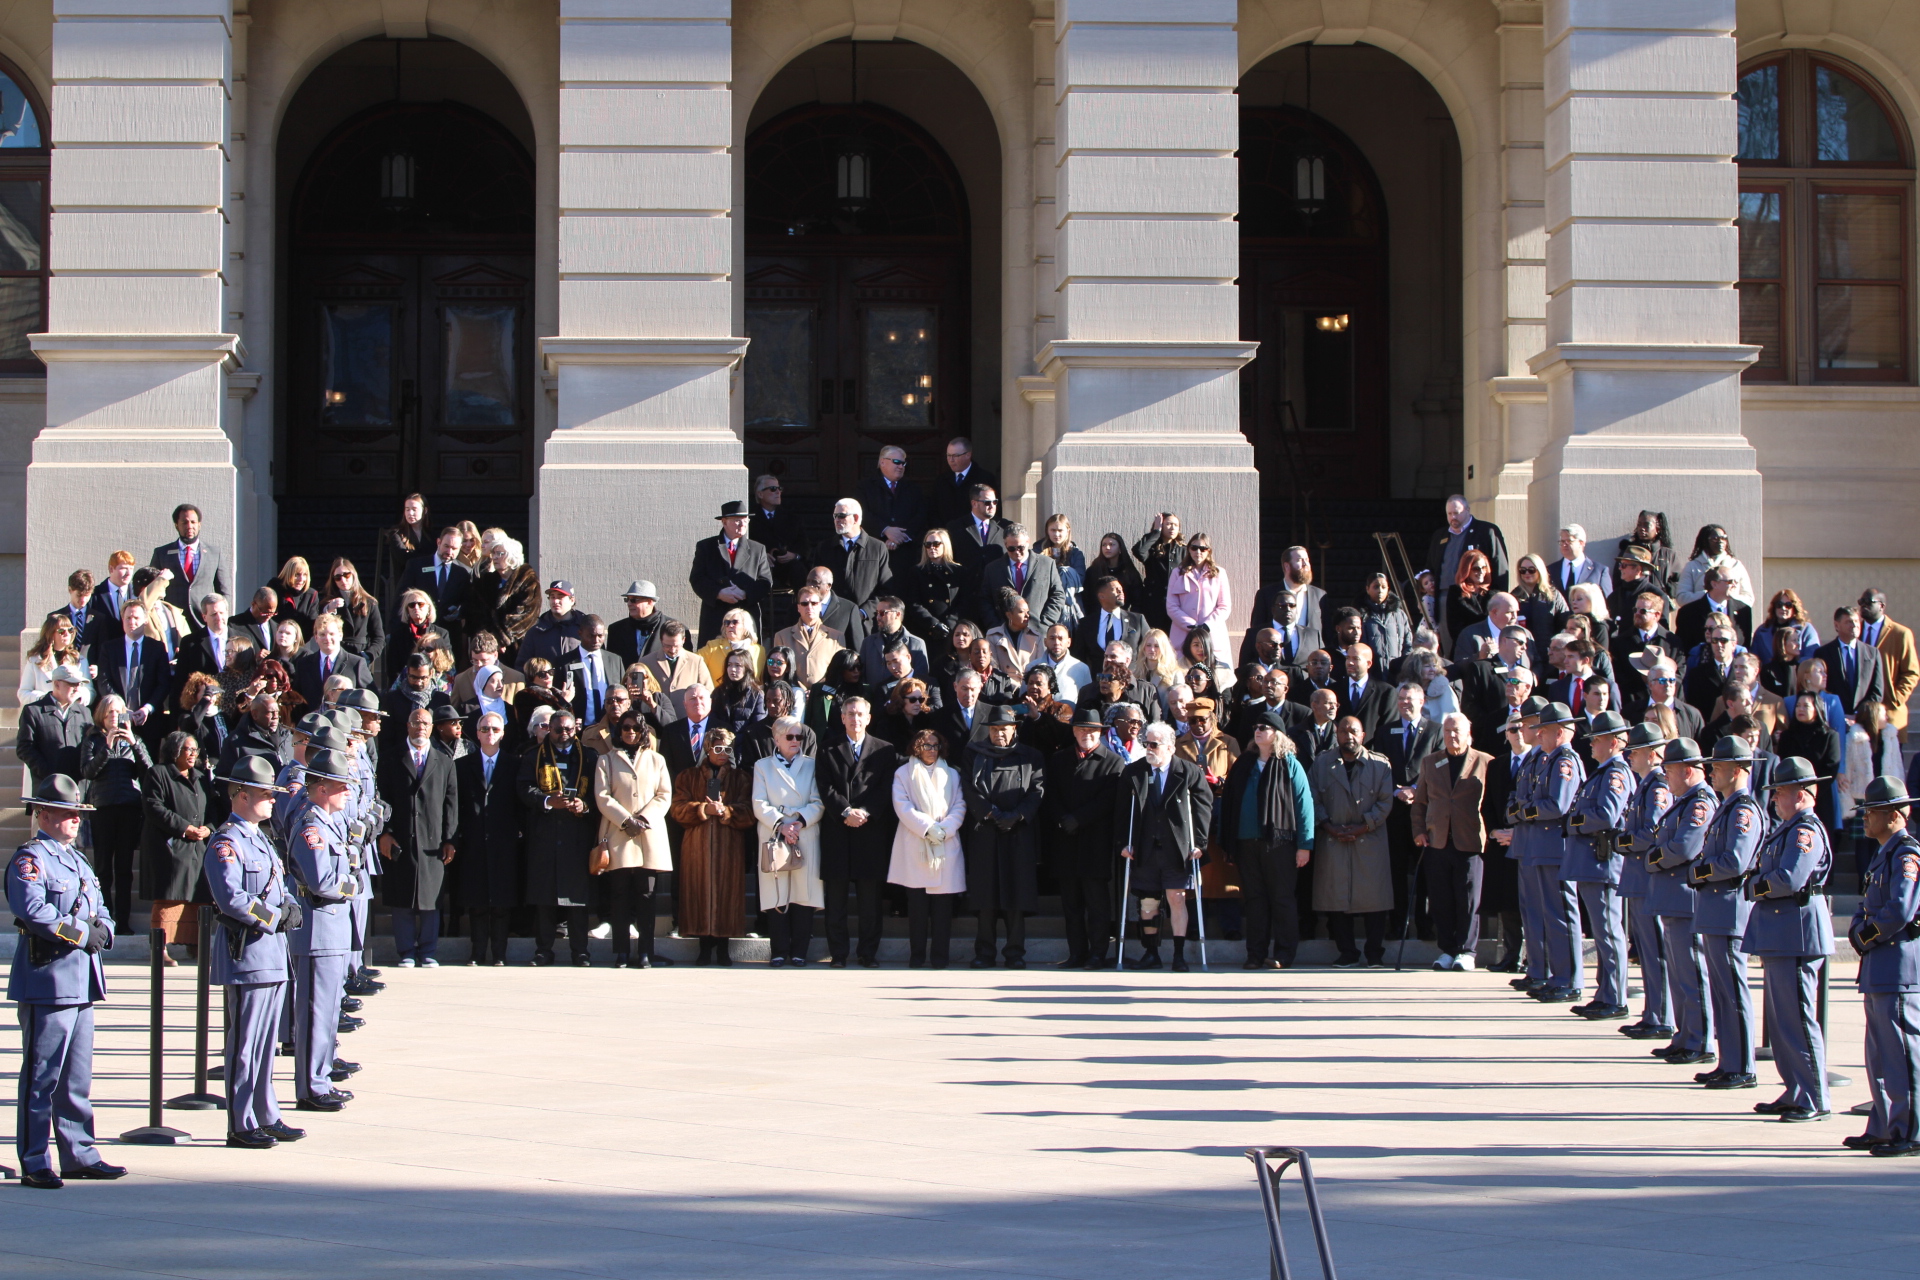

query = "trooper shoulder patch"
[[1687, 799, 1711, 825], [211, 839, 236, 864], [1902, 852, 1919, 883], [1734, 808, 1753, 834], [1609, 771, 1628, 794], [1796, 827, 1815, 852], [12, 850, 37, 882], [303, 826, 325, 849], [1558, 758, 1576, 779]]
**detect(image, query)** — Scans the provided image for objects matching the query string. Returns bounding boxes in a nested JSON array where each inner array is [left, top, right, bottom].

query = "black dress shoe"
[[1125, 952, 1164, 971], [1331, 955, 1363, 969], [908, 958, 926, 969], [1574, 1003, 1630, 1020], [263, 1121, 307, 1141], [339, 997, 363, 1013], [226, 1128, 277, 1149], [1621, 1023, 1676, 1040], [1778, 1107, 1830, 1122], [346, 977, 384, 995], [1704, 1072, 1759, 1090], [1487, 959, 1521, 973], [610, 955, 630, 969], [1665, 1050, 1716, 1065], [634, 955, 653, 968], [20, 1168, 61, 1189], [337, 1016, 363, 1033], [1508, 976, 1533, 989], [571, 954, 591, 967], [1871, 1138, 1920, 1157], [1753, 1099, 1794, 1114], [1169, 956, 1190, 973], [1057, 955, 1088, 969], [1083, 956, 1111, 971], [295, 1093, 347, 1112], [332, 1059, 361, 1075], [857, 956, 878, 969], [530, 951, 555, 967], [359, 966, 383, 978], [60, 1161, 127, 1179], [1844, 1132, 1891, 1150], [649, 954, 676, 967], [1005, 959, 1027, 970], [1695, 1069, 1728, 1084], [1242, 959, 1265, 971], [829, 957, 848, 969], [1533, 986, 1582, 1003], [329, 1066, 354, 1083], [969, 958, 994, 969]]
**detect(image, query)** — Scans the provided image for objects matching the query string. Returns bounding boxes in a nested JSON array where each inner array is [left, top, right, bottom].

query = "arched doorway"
[[742, 101, 971, 519], [278, 39, 536, 569]]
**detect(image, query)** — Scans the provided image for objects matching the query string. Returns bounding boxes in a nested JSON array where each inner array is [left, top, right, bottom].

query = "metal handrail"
[[1246, 1146, 1340, 1280]]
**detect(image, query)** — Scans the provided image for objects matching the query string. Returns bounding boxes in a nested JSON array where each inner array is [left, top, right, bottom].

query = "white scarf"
[[907, 759, 953, 872]]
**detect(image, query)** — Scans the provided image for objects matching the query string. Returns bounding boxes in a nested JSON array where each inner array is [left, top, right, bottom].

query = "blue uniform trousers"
[[1524, 864, 1580, 989], [351, 895, 370, 972], [15, 1002, 98, 1173], [1628, 899, 1671, 1027], [1865, 991, 1920, 1143], [294, 953, 351, 1100], [1578, 882, 1628, 1007], [1518, 860, 1547, 982], [1760, 956, 1828, 1112], [1702, 933, 1755, 1074], [225, 981, 286, 1131], [1659, 916, 1712, 1054]]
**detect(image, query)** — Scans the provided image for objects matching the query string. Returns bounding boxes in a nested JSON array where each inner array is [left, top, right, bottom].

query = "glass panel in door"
[[442, 304, 518, 427], [863, 306, 936, 429]]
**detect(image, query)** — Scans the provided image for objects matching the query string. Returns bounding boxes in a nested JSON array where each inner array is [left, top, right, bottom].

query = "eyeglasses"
[[1650, 675, 1676, 685], [923, 539, 942, 547], [1518, 565, 1538, 575], [905, 695, 926, 704], [782, 734, 804, 742], [1190, 545, 1210, 553], [759, 484, 783, 493], [978, 499, 999, 507]]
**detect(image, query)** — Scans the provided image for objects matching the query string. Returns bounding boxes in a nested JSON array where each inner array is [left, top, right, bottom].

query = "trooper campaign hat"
[[217, 755, 292, 793], [25, 774, 93, 812]]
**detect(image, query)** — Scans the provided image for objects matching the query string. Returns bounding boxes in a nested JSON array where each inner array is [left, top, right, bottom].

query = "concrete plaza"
[[2, 958, 1911, 1279]]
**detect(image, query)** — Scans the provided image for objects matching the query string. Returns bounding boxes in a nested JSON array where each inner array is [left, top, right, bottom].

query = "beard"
[[1289, 566, 1314, 587]]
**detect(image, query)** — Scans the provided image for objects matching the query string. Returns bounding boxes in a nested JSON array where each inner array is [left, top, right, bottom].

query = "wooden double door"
[[287, 253, 534, 500], [743, 244, 967, 508]]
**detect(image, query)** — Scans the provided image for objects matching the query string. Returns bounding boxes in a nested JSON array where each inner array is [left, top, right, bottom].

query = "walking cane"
[[1116, 802, 1135, 972], [1394, 849, 1428, 972]]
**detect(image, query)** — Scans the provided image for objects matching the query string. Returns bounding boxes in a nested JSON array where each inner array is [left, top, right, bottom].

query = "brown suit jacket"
[[1410, 747, 1492, 853], [640, 650, 715, 715], [1878, 618, 1920, 729]]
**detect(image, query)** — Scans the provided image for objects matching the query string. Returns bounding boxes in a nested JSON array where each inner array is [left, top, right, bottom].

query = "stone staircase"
[[0, 633, 29, 848]]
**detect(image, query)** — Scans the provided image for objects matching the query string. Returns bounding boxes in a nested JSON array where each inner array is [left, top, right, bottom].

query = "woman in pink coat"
[[1166, 533, 1232, 664]]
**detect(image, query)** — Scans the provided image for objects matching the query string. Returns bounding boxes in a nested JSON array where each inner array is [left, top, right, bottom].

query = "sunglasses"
[[906, 695, 926, 704], [782, 734, 804, 742]]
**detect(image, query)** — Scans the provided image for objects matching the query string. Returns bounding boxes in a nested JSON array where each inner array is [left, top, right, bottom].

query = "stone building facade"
[[0, 0, 1911, 635]]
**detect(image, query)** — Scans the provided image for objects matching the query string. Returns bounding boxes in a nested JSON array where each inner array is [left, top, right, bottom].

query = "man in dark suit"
[[818, 697, 902, 968], [1073, 575, 1148, 667], [856, 445, 932, 574], [1238, 582, 1324, 669], [15, 665, 90, 786], [1454, 626, 1535, 752], [606, 581, 680, 668], [1816, 605, 1889, 718], [690, 500, 773, 644], [944, 484, 1014, 589], [398, 526, 475, 646], [657, 685, 715, 779], [149, 503, 229, 634], [85, 556, 137, 651], [1288, 688, 1341, 766], [931, 669, 990, 751], [230, 586, 279, 652], [976, 524, 1067, 629], [810, 497, 892, 630], [1336, 642, 1394, 738], [173, 594, 240, 701], [749, 473, 808, 591], [931, 435, 1000, 525], [95, 601, 170, 740], [1545, 639, 1618, 719], [291, 616, 375, 710], [1627, 655, 1705, 740], [566, 615, 628, 725], [1610, 588, 1687, 704], [454, 712, 522, 965], [1425, 495, 1510, 593], [1681, 625, 1743, 720], [377, 706, 461, 966], [1371, 682, 1443, 942], [1674, 566, 1753, 651], [1544, 523, 1612, 602], [1113, 723, 1214, 971]]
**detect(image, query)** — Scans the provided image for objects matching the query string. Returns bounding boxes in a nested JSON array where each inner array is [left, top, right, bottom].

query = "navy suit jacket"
[[95, 634, 169, 714]]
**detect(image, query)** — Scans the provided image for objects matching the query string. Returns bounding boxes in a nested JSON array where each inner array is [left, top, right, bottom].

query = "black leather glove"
[[85, 920, 111, 954], [1058, 813, 1080, 835], [994, 812, 1018, 833], [279, 900, 304, 933]]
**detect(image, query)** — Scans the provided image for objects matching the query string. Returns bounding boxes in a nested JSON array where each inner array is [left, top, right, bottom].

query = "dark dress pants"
[[976, 908, 1027, 963], [1234, 838, 1300, 964], [90, 802, 142, 934], [906, 889, 956, 966], [825, 876, 883, 961], [766, 904, 815, 962], [537, 905, 589, 960], [1327, 911, 1386, 962], [467, 907, 512, 964], [1424, 845, 1483, 959], [605, 868, 658, 960], [1057, 874, 1112, 963]]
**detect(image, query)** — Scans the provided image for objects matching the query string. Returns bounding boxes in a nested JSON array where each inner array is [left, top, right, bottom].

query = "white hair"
[[492, 535, 526, 571], [1141, 722, 1176, 747], [1441, 711, 1472, 735], [1561, 523, 1587, 542]]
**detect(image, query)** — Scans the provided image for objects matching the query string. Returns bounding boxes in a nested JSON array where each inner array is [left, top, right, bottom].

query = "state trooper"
[[1646, 738, 1716, 1067], [335, 692, 389, 1001], [1615, 722, 1675, 1042], [1689, 736, 1765, 1090], [1504, 697, 1549, 995], [287, 748, 359, 1112], [1564, 710, 1634, 1021], [1518, 701, 1584, 1004], [1845, 776, 1920, 1156], [7, 775, 125, 1188], [1744, 756, 1834, 1123], [205, 756, 307, 1148]]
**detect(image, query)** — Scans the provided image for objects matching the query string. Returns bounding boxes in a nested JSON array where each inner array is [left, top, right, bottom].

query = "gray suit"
[[978, 552, 1067, 629], [150, 539, 229, 627]]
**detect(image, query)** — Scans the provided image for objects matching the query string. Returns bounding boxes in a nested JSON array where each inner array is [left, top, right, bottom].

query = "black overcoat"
[[818, 735, 902, 881], [960, 742, 1046, 911]]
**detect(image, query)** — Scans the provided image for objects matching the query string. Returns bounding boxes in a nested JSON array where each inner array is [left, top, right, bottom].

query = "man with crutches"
[[1116, 723, 1213, 972]]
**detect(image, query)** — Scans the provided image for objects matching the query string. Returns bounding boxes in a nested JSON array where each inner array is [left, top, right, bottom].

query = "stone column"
[[27, 0, 238, 615], [1036, 0, 1257, 620], [1526, 0, 1759, 572], [539, 0, 746, 624]]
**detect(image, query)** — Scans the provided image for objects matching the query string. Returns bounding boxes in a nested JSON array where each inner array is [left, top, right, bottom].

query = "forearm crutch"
[[1116, 802, 1135, 972], [1181, 793, 1206, 972]]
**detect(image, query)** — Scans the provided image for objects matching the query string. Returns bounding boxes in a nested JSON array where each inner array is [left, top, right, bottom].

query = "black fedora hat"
[[1070, 707, 1107, 730], [716, 499, 751, 520], [1761, 755, 1831, 792], [26, 774, 93, 812], [1856, 774, 1911, 810], [1624, 722, 1667, 752], [982, 704, 1017, 727], [217, 755, 292, 793], [1662, 737, 1707, 766]]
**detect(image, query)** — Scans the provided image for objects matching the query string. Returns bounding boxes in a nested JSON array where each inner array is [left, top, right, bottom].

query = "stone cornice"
[[1527, 342, 1760, 377], [1037, 340, 1259, 378], [29, 333, 242, 368], [539, 337, 749, 374]]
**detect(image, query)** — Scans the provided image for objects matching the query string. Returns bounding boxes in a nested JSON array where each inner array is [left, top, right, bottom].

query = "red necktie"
[[183, 544, 196, 581], [726, 540, 737, 565], [1571, 677, 1584, 708]]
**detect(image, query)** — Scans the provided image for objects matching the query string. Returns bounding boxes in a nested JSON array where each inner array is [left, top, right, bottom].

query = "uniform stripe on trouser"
[[1704, 935, 1754, 1074], [1579, 882, 1627, 1007], [1628, 899, 1671, 1025], [1763, 955, 1827, 1111], [1659, 917, 1711, 1054]]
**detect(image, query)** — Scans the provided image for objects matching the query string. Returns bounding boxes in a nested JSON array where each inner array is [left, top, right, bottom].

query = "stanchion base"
[[1756, 1048, 1775, 1061], [1852, 1100, 1876, 1115], [1828, 1071, 1854, 1088], [165, 1092, 224, 1111], [119, 1125, 191, 1144], [0, 1164, 14, 1180], [207, 1064, 224, 1081]]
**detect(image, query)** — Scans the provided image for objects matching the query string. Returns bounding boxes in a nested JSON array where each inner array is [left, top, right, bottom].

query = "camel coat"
[[753, 752, 825, 909], [594, 746, 673, 871], [1309, 749, 1395, 914]]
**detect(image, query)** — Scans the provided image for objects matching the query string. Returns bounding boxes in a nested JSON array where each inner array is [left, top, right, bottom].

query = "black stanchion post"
[[166, 909, 221, 1110], [121, 927, 190, 1144]]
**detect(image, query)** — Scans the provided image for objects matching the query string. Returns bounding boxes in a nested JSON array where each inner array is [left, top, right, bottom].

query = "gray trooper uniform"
[[1564, 741, 1634, 1014], [288, 785, 357, 1104], [346, 735, 386, 978], [1618, 762, 1675, 1035], [1743, 798, 1833, 1117], [1648, 773, 1716, 1059], [1691, 782, 1764, 1080], [1849, 821, 1920, 1152], [204, 813, 297, 1134], [1519, 738, 1584, 998], [7, 825, 112, 1175], [1505, 747, 1548, 985]]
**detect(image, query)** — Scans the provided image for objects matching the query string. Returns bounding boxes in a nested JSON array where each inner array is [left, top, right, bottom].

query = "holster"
[[220, 916, 250, 961], [1594, 829, 1619, 862]]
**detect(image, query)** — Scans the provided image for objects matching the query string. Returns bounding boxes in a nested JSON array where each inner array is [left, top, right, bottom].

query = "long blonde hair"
[[1139, 628, 1181, 687]]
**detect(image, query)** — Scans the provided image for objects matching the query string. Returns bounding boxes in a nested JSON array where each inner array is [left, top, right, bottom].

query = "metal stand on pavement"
[[1247, 1146, 1339, 1280], [120, 928, 191, 1144], [166, 910, 222, 1110]]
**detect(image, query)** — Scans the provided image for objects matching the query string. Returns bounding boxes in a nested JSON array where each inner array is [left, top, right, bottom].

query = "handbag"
[[760, 823, 802, 874], [588, 838, 611, 876]]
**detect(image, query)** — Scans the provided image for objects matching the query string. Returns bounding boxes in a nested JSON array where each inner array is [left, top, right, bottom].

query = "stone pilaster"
[[1036, 0, 1256, 621], [1527, 0, 1759, 572], [540, 0, 746, 624], [28, 0, 238, 613]]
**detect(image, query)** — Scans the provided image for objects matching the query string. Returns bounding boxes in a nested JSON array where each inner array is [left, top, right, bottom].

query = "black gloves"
[[279, 901, 304, 933], [85, 920, 111, 954], [1058, 813, 1080, 835]]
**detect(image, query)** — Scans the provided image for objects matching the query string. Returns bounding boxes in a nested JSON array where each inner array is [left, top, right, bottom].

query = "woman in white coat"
[[753, 714, 826, 966], [888, 728, 968, 969], [594, 712, 674, 968]]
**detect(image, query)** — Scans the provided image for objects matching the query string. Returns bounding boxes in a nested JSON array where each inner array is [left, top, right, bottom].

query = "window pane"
[[0, 180, 41, 271], [1817, 192, 1902, 279], [1738, 190, 1782, 277], [1738, 65, 1780, 161], [1816, 284, 1903, 370], [442, 304, 517, 427], [0, 73, 40, 149], [1738, 282, 1784, 370], [319, 303, 394, 427], [864, 306, 934, 429], [744, 308, 814, 431], [1816, 66, 1902, 163], [0, 275, 37, 360]]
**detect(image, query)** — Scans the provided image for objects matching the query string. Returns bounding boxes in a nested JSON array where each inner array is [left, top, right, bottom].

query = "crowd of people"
[[8, 454, 1920, 1171]]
